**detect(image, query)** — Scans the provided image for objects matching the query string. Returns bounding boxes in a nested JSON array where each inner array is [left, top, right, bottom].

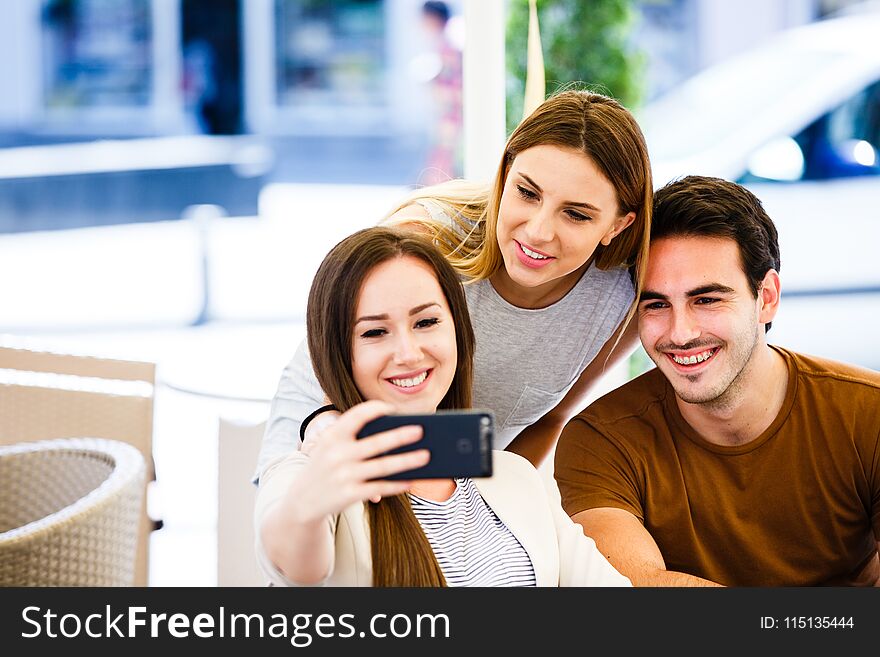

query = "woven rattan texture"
[[0, 438, 145, 586], [0, 355, 155, 586]]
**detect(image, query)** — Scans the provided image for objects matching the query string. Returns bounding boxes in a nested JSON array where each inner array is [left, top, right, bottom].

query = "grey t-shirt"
[[253, 205, 634, 480], [464, 263, 633, 447]]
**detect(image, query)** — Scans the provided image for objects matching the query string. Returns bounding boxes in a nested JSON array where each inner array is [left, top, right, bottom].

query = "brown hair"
[[306, 227, 475, 586], [385, 89, 653, 348], [652, 175, 781, 331]]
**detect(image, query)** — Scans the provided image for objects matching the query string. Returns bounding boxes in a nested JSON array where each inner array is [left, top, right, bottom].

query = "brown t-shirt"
[[555, 346, 880, 586]]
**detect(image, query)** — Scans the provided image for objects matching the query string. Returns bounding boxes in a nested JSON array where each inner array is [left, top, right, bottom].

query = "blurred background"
[[1, 0, 878, 585]]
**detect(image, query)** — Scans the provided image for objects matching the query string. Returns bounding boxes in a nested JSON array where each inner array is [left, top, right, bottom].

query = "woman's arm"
[[505, 318, 640, 467], [254, 453, 335, 586], [254, 339, 327, 483], [256, 401, 430, 585]]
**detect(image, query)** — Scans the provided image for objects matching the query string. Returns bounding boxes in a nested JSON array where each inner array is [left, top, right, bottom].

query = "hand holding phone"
[[357, 410, 494, 480], [284, 401, 430, 522]]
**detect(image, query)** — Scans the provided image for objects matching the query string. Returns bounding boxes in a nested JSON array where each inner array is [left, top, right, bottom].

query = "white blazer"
[[254, 449, 631, 587]]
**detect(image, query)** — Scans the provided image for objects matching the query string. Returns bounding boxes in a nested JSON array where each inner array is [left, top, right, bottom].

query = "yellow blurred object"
[[523, 0, 546, 120]]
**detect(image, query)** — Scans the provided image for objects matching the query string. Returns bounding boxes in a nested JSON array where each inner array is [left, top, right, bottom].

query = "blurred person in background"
[[419, 1, 463, 184]]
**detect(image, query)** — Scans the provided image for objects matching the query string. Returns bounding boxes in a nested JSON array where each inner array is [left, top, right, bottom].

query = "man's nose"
[[668, 306, 700, 346]]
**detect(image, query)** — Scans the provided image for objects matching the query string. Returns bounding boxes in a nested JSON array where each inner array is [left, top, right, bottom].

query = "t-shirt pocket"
[[504, 384, 571, 429]]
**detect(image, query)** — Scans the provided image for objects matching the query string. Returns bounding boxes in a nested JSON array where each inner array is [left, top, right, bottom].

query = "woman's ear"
[[601, 211, 636, 246]]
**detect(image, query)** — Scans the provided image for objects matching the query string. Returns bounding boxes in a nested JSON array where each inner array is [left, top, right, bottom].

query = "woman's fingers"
[[333, 400, 395, 436], [352, 424, 423, 460], [307, 400, 393, 457], [304, 401, 432, 507], [357, 448, 430, 481], [325, 466, 418, 511]]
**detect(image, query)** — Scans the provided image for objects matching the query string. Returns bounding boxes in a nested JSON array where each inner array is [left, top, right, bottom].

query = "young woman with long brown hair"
[[255, 227, 630, 586]]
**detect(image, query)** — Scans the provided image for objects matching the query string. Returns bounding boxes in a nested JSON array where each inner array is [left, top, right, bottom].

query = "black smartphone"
[[356, 410, 494, 480]]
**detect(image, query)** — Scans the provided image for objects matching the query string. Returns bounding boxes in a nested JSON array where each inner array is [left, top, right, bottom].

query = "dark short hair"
[[422, 1, 450, 23], [652, 175, 781, 330]]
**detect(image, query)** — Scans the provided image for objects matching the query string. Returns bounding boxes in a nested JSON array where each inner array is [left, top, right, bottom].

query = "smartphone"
[[356, 410, 494, 480]]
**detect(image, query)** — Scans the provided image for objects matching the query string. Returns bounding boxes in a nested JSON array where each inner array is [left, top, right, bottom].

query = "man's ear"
[[601, 211, 636, 246], [758, 269, 781, 325]]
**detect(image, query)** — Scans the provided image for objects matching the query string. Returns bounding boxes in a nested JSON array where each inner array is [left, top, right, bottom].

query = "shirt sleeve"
[[870, 425, 880, 541], [252, 338, 327, 484], [554, 415, 645, 521], [253, 451, 337, 587]]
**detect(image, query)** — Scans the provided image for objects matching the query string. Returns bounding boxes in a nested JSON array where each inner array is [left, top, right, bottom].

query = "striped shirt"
[[408, 478, 536, 587]]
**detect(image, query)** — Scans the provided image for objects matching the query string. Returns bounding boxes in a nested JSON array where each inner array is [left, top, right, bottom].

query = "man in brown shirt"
[[555, 176, 880, 586]]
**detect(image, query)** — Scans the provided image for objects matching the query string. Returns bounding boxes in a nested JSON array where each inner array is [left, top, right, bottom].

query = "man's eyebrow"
[[355, 302, 440, 324], [519, 173, 602, 212], [687, 284, 736, 297], [639, 284, 736, 303], [639, 290, 667, 302]]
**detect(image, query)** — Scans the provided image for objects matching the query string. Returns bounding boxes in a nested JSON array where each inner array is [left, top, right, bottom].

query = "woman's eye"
[[516, 185, 538, 200], [360, 328, 386, 338], [415, 317, 440, 329], [565, 209, 592, 222]]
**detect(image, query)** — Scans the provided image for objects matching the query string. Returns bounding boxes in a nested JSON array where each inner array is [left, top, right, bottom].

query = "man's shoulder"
[[573, 366, 669, 429], [783, 347, 880, 395]]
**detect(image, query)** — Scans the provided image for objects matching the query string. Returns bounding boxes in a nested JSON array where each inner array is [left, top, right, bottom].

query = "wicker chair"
[[0, 438, 146, 586], [0, 343, 157, 585]]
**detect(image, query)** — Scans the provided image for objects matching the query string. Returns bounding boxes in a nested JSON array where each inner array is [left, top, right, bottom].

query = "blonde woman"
[[256, 89, 653, 477]]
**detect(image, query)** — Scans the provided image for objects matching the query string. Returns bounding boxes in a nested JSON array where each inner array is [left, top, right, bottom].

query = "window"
[[275, 0, 386, 109], [41, 0, 152, 109]]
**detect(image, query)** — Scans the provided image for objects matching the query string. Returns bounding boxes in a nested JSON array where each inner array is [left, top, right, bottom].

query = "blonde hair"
[[382, 179, 494, 280], [384, 89, 653, 346]]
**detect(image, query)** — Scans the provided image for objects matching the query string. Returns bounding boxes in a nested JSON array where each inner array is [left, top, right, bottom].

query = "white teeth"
[[672, 349, 715, 365], [520, 244, 549, 259], [390, 371, 428, 388]]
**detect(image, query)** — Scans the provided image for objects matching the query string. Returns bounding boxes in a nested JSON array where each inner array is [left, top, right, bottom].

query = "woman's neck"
[[488, 258, 591, 309], [409, 479, 456, 502]]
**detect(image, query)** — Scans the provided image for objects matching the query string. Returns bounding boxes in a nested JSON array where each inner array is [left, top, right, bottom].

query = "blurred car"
[[637, 6, 880, 368]]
